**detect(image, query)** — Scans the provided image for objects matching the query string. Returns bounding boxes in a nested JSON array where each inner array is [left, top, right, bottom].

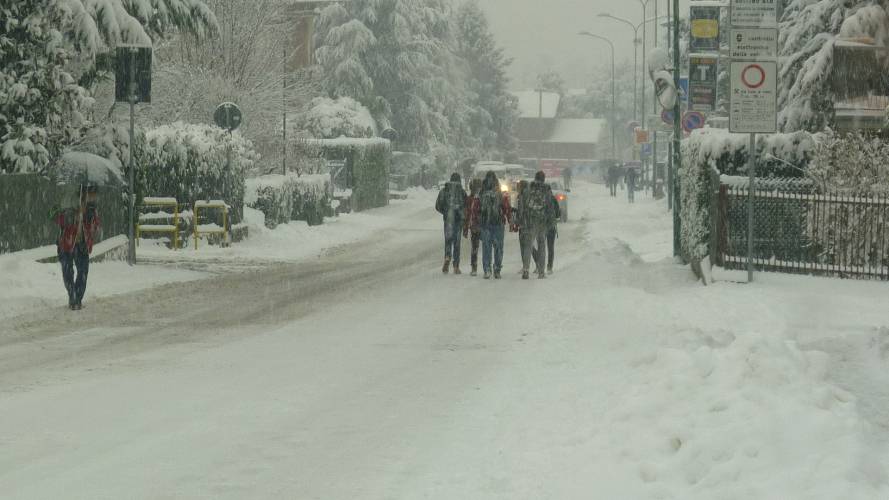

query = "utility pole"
[[282, 46, 287, 176], [672, 0, 681, 257], [537, 87, 544, 170]]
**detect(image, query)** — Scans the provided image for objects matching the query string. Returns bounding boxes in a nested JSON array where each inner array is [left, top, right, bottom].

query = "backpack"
[[479, 189, 501, 225], [526, 183, 552, 228]]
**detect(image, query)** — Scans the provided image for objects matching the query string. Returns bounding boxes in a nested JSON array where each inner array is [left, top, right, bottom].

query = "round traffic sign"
[[681, 111, 706, 133], [741, 64, 766, 89], [214, 102, 242, 131]]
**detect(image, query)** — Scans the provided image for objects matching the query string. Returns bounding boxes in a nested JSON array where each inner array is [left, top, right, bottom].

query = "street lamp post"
[[598, 13, 669, 125], [578, 32, 617, 161]]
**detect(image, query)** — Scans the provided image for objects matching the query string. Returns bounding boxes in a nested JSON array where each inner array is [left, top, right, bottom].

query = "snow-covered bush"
[[810, 129, 889, 193], [296, 97, 375, 139], [140, 122, 259, 223], [310, 138, 390, 212], [245, 173, 330, 228], [680, 129, 817, 261]]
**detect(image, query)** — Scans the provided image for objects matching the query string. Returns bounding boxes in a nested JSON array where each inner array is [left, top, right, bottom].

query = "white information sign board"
[[731, 0, 778, 28], [730, 28, 778, 59], [729, 61, 777, 133]]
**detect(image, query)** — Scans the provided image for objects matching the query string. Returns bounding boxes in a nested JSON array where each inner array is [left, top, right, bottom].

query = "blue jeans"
[[59, 243, 89, 306], [481, 224, 505, 273], [444, 218, 462, 265]]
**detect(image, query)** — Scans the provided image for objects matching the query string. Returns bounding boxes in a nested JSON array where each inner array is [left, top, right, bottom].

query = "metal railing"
[[713, 179, 889, 280]]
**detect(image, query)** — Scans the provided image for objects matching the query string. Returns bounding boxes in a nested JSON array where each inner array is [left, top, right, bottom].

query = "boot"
[[538, 272, 546, 279], [470, 265, 477, 277], [493, 271, 501, 279], [547, 266, 553, 275], [483, 271, 492, 279], [522, 270, 529, 280], [453, 265, 462, 275], [442, 258, 450, 274]]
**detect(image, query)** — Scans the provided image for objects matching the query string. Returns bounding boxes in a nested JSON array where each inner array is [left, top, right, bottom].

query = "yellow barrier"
[[137, 197, 180, 249], [193, 200, 228, 250]]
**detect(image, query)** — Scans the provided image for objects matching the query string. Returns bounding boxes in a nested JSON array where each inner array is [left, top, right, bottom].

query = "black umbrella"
[[55, 151, 125, 188]]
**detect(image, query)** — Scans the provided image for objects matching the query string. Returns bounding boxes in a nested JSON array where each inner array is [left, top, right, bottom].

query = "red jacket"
[[464, 195, 481, 233], [55, 207, 100, 254], [464, 189, 512, 230]]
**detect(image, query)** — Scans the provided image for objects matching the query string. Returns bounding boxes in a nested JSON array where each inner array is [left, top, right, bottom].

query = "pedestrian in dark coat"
[[53, 186, 101, 310], [462, 178, 483, 276], [532, 190, 561, 274], [626, 167, 638, 203], [517, 171, 555, 279], [436, 172, 467, 274]]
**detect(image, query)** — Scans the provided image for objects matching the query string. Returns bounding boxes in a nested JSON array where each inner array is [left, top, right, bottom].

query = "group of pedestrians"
[[606, 163, 640, 203], [436, 170, 560, 280]]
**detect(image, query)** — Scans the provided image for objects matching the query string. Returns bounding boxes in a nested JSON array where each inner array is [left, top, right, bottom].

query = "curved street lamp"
[[578, 31, 617, 162]]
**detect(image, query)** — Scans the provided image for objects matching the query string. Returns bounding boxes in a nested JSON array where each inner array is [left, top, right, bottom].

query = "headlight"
[[500, 183, 509, 193]]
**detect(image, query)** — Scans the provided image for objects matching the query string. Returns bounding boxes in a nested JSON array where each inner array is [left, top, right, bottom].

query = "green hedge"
[[0, 173, 127, 254], [679, 129, 816, 262], [246, 174, 331, 228], [311, 138, 390, 212]]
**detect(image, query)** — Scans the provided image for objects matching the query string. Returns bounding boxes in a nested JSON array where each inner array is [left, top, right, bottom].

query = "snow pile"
[[246, 173, 330, 228], [611, 329, 879, 499], [295, 96, 376, 139]]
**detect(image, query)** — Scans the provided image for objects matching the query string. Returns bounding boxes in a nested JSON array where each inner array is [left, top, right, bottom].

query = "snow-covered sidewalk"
[[0, 190, 434, 321]]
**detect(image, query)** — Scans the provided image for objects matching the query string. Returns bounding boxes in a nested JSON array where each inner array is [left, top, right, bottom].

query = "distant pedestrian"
[[518, 171, 555, 280], [607, 164, 620, 197], [478, 171, 512, 279], [626, 167, 638, 203], [463, 178, 483, 276], [532, 188, 561, 275], [52, 185, 101, 310], [435, 172, 467, 274], [562, 167, 573, 191]]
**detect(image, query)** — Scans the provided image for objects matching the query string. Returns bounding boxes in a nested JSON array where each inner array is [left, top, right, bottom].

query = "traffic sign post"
[[115, 45, 152, 267], [730, 0, 779, 282], [214, 102, 243, 243], [731, 0, 778, 28], [730, 28, 779, 59]]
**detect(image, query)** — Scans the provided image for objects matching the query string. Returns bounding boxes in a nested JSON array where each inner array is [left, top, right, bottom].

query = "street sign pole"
[[672, 0, 681, 257], [744, 134, 759, 284], [128, 48, 136, 267]]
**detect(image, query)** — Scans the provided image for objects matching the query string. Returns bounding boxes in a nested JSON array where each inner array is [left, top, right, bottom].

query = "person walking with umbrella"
[[51, 151, 122, 310], [52, 185, 101, 310]]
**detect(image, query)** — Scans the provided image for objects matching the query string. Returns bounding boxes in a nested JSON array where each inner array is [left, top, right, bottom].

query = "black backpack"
[[479, 189, 501, 225], [526, 183, 552, 228]]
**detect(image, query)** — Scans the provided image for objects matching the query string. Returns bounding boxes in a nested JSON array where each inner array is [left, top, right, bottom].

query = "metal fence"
[[713, 178, 889, 280]]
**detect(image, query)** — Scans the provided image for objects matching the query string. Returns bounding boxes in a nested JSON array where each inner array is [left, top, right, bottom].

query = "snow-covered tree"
[[778, 0, 889, 131], [453, 0, 518, 157], [295, 97, 375, 139], [1, 0, 217, 174], [314, 0, 515, 161]]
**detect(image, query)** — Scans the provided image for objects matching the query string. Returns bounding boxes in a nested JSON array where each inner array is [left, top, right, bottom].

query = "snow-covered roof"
[[512, 91, 560, 119], [547, 119, 606, 144], [306, 137, 390, 148]]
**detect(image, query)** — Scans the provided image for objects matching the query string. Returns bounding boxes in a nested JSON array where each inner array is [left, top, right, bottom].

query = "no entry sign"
[[730, 61, 777, 133], [682, 111, 706, 133]]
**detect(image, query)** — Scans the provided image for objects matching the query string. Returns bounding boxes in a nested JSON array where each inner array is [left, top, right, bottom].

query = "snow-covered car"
[[548, 180, 569, 223]]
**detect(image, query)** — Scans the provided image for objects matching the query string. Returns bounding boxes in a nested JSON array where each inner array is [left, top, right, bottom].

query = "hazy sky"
[[478, 0, 692, 89]]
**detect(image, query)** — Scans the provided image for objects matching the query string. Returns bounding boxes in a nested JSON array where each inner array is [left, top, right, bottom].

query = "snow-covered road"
[[2, 183, 888, 499]]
